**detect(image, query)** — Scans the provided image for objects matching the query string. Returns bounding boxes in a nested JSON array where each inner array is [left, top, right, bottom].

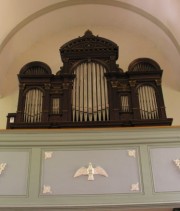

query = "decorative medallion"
[[128, 150, 136, 158], [74, 162, 108, 181], [44, 152, 53, 160], [0, 163, 7, 174], [173, 159, 180, 168], [42, 185, 52, 194], [131, 182, 139, 191]]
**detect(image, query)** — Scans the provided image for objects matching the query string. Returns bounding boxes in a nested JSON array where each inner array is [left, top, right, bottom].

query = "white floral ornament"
[[128, 150, 136, 158], [44, 152, 53, 160], [43, 185, 52, 194], [131, 182, 139, 191], [173, 159, 180, 168], [0, 163, 7, 174]]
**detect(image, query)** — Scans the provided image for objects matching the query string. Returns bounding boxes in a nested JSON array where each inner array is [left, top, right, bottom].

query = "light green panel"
[[150, 147, 180, 192], [0, 150, 30, 196], [41, 148, 141, 195], [0, 127, 179, 208]]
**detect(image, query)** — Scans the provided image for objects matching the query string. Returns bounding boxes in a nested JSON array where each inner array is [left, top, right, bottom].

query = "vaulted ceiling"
[[0, 0, 180, 97]]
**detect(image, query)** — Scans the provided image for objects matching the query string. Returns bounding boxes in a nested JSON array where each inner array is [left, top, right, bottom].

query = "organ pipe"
[[72, 62, 109, 122], [23, 89, 43, 123], [138, 85, 159, 119]]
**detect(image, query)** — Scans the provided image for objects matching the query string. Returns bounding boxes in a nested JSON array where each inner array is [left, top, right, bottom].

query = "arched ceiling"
[[0, 0, 180, 97]]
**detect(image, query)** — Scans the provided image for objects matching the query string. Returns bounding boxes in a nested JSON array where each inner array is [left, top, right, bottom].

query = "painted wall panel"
[[41, 148, 141, 195], [0, 150, 30, 195], [150, 147, 180, 192]]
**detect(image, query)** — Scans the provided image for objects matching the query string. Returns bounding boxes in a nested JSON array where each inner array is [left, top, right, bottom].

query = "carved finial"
[[84, 30, 93, 37]]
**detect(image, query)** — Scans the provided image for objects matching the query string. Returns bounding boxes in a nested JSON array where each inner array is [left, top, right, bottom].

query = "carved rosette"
[[42, 185, 52, 194], [130, 182, 139, 191], [173, 159, 180, 168], [44, 152, 53, 160], [128, 150, 136, 158]]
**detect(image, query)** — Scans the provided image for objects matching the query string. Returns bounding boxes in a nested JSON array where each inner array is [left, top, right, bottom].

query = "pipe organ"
[[7, 30, 172, 128]]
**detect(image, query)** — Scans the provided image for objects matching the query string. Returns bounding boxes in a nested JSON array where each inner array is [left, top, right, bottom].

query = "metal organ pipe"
[[138, 85, 159, 119], [23, 89, 43, 123], [72, 62, 109, 122]]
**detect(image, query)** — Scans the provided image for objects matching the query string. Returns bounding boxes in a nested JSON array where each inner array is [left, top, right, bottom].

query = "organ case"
[[6, 30, 172, 128]]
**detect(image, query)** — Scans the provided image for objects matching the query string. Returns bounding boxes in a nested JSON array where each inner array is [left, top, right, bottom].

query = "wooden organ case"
[[7, 30, 173, 129]]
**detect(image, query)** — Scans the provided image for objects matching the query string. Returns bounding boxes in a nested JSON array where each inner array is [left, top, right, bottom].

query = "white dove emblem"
[[74, 162, 108, 181]]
